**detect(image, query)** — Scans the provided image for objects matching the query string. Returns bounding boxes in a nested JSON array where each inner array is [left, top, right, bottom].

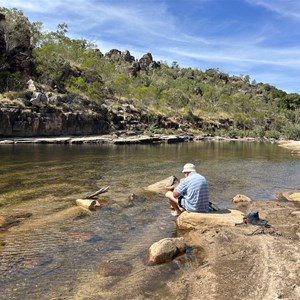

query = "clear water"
[[0, 141, 299, 299]]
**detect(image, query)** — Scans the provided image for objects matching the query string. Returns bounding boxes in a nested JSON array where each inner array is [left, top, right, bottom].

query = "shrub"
[[283, 124, 300, 140], [265, 130, 281, 140], [252, 126, 265, 138], [228, 129, 240, 139]]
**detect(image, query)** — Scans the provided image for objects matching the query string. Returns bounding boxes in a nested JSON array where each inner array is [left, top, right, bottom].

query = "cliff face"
[[0, 107, 110, 137], [0, 12, 34, 84]]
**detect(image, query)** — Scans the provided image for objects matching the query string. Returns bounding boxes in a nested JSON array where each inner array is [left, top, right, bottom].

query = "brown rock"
[[144, 176, 180, 193], [279, 190, 300, 202], [176, 210, 245, 230], [148, 237, 187, 265], [232, 194, 252, 204]]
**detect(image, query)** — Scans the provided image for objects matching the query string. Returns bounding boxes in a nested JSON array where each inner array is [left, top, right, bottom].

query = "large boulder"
[[176, 210, 245, 230], [148, 237, 187, 265]]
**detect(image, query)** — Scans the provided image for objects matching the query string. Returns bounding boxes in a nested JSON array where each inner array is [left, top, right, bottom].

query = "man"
[[165, 163, 209, 216]]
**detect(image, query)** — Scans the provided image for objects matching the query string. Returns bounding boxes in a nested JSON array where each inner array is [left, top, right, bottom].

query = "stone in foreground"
[[176, 209, 245, 230], [148, 237, 187, 265]]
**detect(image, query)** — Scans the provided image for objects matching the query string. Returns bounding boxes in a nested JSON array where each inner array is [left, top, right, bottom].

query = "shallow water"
[[0, 141, 299, 299]]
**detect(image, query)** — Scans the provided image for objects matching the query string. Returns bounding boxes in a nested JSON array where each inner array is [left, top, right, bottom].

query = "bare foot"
[[171, 211, 180, 216]]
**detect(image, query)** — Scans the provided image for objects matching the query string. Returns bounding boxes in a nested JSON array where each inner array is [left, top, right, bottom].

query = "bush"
[[228, 129, 240, 139], [283, 124, 300, 140], [265, 130, 281, 140], [252, 126, 265, 138]]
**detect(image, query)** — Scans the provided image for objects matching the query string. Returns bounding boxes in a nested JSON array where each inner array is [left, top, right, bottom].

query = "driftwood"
[[85, 186, 110, 199]]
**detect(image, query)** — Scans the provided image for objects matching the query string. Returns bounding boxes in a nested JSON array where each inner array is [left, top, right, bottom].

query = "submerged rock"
[[0, 212, 32, 231], [99, 261, 133, 277]]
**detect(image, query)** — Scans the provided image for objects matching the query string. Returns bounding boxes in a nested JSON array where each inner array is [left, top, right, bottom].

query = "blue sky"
[[2, 0, 300, 94]]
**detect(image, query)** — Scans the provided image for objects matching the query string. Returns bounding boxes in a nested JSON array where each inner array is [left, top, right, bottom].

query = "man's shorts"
[[178, 196, 183, 208]]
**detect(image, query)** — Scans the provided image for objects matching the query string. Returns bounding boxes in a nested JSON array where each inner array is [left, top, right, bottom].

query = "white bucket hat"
[[182, 163, 196, 173]]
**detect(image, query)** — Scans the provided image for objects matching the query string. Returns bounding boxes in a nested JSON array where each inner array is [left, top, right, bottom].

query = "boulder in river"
[[148, 237, 187, 265]]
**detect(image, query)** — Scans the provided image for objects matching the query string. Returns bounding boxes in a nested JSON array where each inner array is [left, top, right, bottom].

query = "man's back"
[[175, 171, 209, 212]]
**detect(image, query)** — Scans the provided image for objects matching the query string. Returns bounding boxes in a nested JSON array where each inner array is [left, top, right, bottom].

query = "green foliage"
[[0, 71, 24, 92], [282, 125, 300, 140], [252, 126, 265, 138], [2, 7, 300, 140], [228, 129, 240, 139], [0, 7, 32, 51], [265, 130, 281, 140]]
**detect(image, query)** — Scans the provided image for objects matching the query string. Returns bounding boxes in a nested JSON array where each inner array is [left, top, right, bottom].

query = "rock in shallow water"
[[148, 237, 187, 265]]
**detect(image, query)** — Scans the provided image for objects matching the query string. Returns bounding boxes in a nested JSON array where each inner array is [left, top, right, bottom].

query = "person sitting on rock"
[[165, 163, 209, 216]]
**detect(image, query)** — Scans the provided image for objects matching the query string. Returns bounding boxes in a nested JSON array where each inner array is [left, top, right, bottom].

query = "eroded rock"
[[148, 237, 187, 265]]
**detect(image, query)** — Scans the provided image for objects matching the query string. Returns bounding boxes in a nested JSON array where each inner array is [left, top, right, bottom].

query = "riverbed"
[[0, 140, 299, 299]]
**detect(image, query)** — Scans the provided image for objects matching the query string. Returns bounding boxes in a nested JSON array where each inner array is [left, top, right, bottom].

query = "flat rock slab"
[[279, 190, 300, 202], [278, 141, 300, 155], [176, 209, 244, 230]]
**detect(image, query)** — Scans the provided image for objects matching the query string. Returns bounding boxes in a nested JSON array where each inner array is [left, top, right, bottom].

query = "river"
[[0, 140, 299, 299]]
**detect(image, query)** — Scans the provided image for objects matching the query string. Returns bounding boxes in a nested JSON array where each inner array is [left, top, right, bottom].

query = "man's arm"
[[173, 190, 181, 198]]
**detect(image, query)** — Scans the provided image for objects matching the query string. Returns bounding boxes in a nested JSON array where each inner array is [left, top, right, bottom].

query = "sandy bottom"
[[278, 140, 300, 155]]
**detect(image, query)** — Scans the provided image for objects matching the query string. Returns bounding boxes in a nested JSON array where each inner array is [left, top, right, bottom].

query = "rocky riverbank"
[[146, 179, 300, 300], [142, 177, 300, 300], [167, 199, 300, 300], [0, 133, 262, 145]]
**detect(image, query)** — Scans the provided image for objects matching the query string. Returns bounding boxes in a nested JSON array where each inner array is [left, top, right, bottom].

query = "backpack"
[[243, 210, 269, 227]]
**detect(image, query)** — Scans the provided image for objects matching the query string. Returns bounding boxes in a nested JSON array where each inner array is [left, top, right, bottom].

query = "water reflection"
[[0, 141, 299, 299]]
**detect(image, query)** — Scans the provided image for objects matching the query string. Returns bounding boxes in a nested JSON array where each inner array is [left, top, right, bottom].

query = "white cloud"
[[247, 0, 300, 19], [1, 0, 300, 92]]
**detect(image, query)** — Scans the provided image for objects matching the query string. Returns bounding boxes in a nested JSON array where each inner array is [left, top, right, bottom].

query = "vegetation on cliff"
[[1, 7, 300, 139]]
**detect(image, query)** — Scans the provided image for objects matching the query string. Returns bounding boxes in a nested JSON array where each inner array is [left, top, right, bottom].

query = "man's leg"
[[165, 191, 184, 216]]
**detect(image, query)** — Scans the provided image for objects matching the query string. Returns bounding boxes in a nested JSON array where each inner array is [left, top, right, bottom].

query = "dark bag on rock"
[[243, 210, 269, 227]]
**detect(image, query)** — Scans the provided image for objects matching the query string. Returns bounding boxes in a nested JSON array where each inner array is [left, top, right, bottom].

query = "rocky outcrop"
[[138, 53, 160, 71], [105, 49, 160, 77], [0, 107, 110, 137], [0, 12, 34, 87]]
